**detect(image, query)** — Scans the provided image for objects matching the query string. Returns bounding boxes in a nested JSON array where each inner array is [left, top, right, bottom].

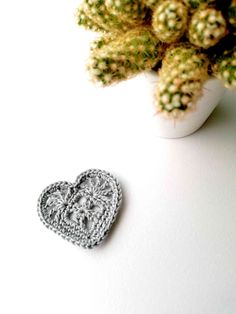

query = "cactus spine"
[[152, 0, 188, 43], [189, 7, 227, 48]]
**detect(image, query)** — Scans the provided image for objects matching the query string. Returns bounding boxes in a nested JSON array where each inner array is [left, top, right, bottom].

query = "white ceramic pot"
[[145, 72, 225, 138]]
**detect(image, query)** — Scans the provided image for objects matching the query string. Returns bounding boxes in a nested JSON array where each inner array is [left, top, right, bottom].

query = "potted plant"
[[76, 0, 236, 138]]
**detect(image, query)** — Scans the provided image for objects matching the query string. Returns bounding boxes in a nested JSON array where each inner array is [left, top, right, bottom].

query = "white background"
[[0, 1, 236, 314]]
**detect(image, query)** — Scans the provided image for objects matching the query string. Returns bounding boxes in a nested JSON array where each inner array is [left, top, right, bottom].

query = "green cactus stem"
[[105, 0, 147, 26], [152, 0, 188, 44], [87, 27, 164, 86], [82, 0, 131, 33], [213, 48, 236, 90], [76, 5, 106, 32], [155, 45, 209, 118], [189, 7, 227, 48]]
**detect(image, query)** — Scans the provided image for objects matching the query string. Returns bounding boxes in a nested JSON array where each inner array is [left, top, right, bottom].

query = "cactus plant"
[[152, 0, 188, 43], [76, 0, 236, 119]]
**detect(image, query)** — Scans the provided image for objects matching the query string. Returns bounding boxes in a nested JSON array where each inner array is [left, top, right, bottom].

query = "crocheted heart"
[[38, 169, 122, 249]]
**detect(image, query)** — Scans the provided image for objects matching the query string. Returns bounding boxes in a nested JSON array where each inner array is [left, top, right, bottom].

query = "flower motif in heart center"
[[64, 196, 104, 231]]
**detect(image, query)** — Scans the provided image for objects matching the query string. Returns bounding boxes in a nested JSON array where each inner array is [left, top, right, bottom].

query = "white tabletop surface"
[[1, 1, 236, 314]]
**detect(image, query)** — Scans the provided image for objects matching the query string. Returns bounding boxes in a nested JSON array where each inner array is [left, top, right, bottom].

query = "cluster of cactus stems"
[[76, 0, 236, 118], [105, 0, 147, 26]]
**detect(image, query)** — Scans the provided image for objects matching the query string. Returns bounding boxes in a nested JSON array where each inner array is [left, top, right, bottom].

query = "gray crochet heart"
[[38, 169, 122, 249]]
